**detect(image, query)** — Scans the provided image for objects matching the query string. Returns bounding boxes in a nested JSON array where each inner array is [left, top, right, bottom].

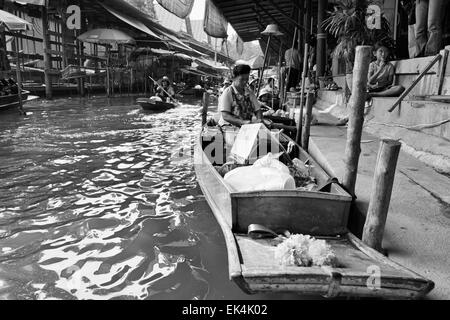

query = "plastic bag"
[[224, 166, 295, 192], [253, 153, 290, 175]]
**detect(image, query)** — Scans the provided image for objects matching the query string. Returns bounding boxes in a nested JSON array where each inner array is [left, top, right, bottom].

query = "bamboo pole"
[[256, 35, 271, 98], [301, 90, 314, 151], [362, 139, 401, 252], [342, 45, 372, 196]]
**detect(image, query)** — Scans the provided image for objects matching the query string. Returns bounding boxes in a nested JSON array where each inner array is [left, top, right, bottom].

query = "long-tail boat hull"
[[193, 126, 434, 299]]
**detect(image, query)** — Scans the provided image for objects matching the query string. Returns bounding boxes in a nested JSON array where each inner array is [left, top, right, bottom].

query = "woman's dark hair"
[[232, 64, 251, 78], [373, 42, 389, 52]]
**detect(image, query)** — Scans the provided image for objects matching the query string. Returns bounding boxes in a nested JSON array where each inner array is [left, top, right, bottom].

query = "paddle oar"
[[147, 75, 177, 103]]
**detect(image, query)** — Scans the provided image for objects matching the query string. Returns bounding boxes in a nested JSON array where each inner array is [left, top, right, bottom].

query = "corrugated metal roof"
[[210, 0, 318, 63]]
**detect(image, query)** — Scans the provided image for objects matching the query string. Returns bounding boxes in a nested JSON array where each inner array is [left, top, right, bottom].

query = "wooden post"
[[14, 35, 24, 114], [342, 46, 372, 196], [41, 5, 52, 99], [297, 43, 309, 144], [201, 91, 210, 126], [77, 38, 85, 97], [362, 139, 401, 252], [106, 45, 110, 96], [301, 90, 314, 151], [131, 67, 135, 93]]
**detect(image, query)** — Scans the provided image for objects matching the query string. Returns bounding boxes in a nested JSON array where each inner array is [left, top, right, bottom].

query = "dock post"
[[301, 89, 314, 151], [201, 91, 210, 126], [41, 6, 53, 100], [342, 45, 372, 195], [362, 139, 401, 252]]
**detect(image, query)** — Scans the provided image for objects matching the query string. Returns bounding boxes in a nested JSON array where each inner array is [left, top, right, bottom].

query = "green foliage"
[[323, 0, 395, 63]]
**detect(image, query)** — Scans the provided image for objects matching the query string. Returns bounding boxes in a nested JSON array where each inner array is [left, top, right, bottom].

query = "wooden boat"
[[0, 91, 29, 111], [137, 97, 177, 111], [194, 126, 434, 299]]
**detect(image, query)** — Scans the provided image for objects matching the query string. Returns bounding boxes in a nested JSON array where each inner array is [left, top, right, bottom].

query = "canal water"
[[0, 96, 298, 300]]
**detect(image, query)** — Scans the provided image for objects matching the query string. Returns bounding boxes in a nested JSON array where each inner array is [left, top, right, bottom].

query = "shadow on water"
[[0, 96, 309, 300]]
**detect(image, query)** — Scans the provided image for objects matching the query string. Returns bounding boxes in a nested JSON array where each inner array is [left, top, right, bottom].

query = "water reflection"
[[0, 96, 300, 300]]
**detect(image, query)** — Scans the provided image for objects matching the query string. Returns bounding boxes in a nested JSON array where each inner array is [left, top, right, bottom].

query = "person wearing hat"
[[219, 78, 232, 95], [264, 77, 277, 92], [155, 76, 175, 102], [218, 64, 263, 128], [257, 88, 275, 116]]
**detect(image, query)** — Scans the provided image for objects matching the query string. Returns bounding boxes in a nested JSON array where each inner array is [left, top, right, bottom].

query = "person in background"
[[367, 44, 405, 97], [336, 44, 405, 126], [155, 76, 175, 102], [264, 76, 278, 95], [414, 0, 446, 57], [284, 43, 302, 91], [218, 64, 262, 128], [219, 78, 231, 95]]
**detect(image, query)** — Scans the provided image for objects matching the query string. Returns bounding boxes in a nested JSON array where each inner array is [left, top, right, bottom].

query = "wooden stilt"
[[316, 0, 328, 79], [342, 45, 372, 196], [362, 139, 401, 252], [201, 91, 210, 126], [41, 6, 52, 99], [14, 35, 24, 115], [301, 90, 314, 151]]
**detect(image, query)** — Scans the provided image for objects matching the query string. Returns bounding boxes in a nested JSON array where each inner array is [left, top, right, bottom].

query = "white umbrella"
[[78, 29, 135, 96]]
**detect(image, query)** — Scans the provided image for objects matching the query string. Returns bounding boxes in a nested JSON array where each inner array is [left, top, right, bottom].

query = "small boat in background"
[[0, 91, 30, 111], [136, 96, 178, 111]]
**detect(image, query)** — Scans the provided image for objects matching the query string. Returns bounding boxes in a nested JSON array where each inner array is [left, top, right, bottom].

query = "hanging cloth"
[[155, 0, 195, 19], [203, 0, 227, 38], [236, 35, 244, 56]]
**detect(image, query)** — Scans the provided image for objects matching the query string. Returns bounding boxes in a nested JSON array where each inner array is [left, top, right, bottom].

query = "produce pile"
[[274, 234, 337, 267], [289, 158, 318, 191]]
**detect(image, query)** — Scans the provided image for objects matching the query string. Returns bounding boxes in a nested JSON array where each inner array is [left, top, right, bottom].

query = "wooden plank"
[[44, 49, 64, 56], [4, 31, 43, 42], [235, 233, 433, 298], [388, 53, 442, 112], [7, 51, 43, 60], [437, 49, 449, 95]]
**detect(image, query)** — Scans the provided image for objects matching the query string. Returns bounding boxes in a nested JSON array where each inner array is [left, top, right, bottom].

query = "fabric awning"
[[0, 9, 32, 31], [235, 55, 264, 69], [180, 67, 222, 78], [194, 58, 229, 71], [7, 0, 46, 5], [99, 2, 161, 40]]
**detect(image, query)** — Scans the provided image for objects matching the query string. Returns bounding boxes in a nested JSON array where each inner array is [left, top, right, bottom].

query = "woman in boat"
[[155, 76, 175, 102], [218, 64, 263, 128], [263, 76, 278, 96]]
